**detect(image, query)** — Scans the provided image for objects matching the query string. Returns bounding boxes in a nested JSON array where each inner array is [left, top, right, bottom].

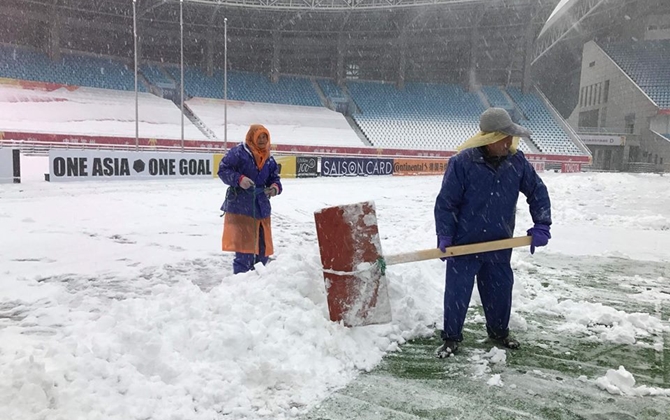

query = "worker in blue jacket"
[[218, 124, 282, 274], [434, 108, 551, 357]]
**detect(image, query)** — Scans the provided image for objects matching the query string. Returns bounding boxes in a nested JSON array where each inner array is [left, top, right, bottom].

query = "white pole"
[[133, 0, 138, 149], [224, 17, 228, 152], [180, 0, 185, 150]]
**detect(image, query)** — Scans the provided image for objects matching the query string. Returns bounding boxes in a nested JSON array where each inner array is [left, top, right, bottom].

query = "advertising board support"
[[0, 149, 21, 184], [133, 0, 139, 149]]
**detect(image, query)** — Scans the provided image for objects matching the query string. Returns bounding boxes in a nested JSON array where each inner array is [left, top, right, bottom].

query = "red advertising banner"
[[561, 162, 582, 173], [0, 130, 226, 150], [0, 130, 593, 166], [530, 161, 546, 172], [0, 77, 79, 92]]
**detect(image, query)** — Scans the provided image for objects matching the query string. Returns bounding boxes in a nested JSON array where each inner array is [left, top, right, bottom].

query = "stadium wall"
[[567, 41, 667, 171]]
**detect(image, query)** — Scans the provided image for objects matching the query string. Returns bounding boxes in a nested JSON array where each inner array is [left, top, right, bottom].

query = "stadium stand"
[[0, 45, 581, 154], [506, 87, 582, 155], [186, 97, 365, 147], [318, 79, 346, 100], [0, 83, 206, 140], [141, 64, 175, 87], [348, 81, 492, 151], [0, 45, 144, 92], [164, 66, 219, 99], [164, 66, 322, 107], [482, 86, 511, 108], [600, 40, 670, 109]]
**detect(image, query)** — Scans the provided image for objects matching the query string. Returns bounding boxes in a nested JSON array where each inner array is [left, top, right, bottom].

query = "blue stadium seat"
[[318, 79, 346, 100], [506, 87, 582, 155], [600, 40, 670, 109], [164, 66, 322, 107], [347, 81, 486, 150], [141, 64, 174, 87], [482, 86, 510, 107], [0, 45, 146, 92]]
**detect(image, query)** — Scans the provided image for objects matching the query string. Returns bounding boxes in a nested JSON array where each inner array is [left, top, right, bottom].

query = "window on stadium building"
[[579, 109, 599, 128], [346, 64, 359, 80], [625, 113, 636, 134]]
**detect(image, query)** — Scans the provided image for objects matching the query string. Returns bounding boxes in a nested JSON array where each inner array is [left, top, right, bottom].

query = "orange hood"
[[244, 124, 271, 170]]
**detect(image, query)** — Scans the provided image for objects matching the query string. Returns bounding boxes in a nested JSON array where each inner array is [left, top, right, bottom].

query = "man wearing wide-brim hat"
[[434, 107, 552, 357]]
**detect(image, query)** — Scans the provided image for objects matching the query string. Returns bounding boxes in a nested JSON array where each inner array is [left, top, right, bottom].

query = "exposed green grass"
[[304, 329, 670, 419], [302, 255, 670, 420]]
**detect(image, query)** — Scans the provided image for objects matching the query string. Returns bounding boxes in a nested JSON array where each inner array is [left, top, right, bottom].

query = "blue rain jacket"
[[218, 143, 282, 219], [435, 148, 551, 261]]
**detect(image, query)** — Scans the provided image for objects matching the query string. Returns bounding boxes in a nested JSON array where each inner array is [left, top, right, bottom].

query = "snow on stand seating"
[[348, 81, 483, 151], [347, 81, 539, 153], [186, 97, 366, 148], [0, 83, 207, 141]]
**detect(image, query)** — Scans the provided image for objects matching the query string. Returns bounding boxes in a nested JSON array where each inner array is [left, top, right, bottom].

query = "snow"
[[519, 298, 666, 345], [487, 374, 504, 387], [469, 347, 507, 378], [186, 97, 367, 147], [596, 366, 670, 396], [0, 85, 369, 148], [1, 157, 670, 419], [0, 85, 207, 141]]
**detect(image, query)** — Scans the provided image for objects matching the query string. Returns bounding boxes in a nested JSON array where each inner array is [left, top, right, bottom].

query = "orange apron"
[[222, 213, 274, 256]]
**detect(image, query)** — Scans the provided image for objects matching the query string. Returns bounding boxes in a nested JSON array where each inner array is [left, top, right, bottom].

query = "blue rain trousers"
[[233, 225, 269, 274], [441, 257, 514, 342]]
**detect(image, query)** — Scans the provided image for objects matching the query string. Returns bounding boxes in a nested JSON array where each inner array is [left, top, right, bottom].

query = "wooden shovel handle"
[[384, 236, 532, 266]]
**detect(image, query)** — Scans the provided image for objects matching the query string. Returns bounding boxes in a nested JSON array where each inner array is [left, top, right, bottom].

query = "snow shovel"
[[314, 201, 532, 327]]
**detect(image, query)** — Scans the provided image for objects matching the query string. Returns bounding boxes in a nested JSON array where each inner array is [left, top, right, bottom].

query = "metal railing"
[[626, 162, 666, 173], [1, 140, 227, 156], [533, 85, 592, 158], [577, 126, 634, 135]]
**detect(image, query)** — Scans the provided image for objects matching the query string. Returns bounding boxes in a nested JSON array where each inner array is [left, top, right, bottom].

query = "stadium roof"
[[180, 0, 487, 11], [0, 0, 563, 86], [534, 0, 668, 64], [539, 0, 579, 37]]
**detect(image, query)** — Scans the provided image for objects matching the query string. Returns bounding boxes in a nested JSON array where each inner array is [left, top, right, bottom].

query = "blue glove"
[[527, 224, 551, 254], [437, 236, 453, 261]]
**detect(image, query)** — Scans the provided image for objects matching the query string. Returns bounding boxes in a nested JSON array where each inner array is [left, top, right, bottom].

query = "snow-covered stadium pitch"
[[1, 157, 669, 419]]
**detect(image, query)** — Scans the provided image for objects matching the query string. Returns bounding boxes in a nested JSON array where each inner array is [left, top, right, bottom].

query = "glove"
[[437, 236, 453, 261], [239, 176, 255, 190], [264, 184, 279, 198], [527, 224, 551, 254]]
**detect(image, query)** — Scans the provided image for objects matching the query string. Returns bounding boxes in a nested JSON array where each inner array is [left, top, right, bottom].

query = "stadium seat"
[[482, 86, 510, 107], [164, 66, 322, 107], [347, 81, 486, 151], [0, 45, 146, 92], [506, 87, 582, 155], [600, 40, 670, 109]]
